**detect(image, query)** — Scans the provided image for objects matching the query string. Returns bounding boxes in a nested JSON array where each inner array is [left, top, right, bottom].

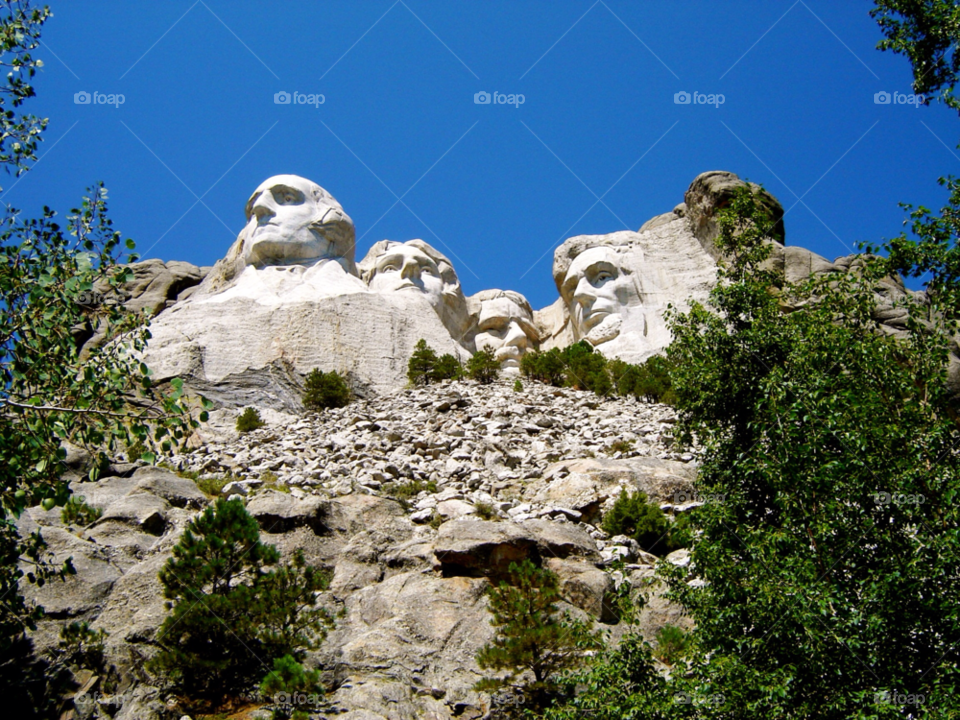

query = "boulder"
[[684, 170, 785, 257], [527, 457, 696, 523], [545, 558, 618, 623]]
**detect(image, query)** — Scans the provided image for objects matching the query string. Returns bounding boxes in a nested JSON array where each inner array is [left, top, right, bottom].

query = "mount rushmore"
[[125, 169, 924, 411]]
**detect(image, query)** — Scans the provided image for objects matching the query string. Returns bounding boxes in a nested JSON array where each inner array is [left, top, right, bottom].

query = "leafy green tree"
[[0, 1, 203, 656], [872, 0, 960, 113], [474, 559, 601, 713], [150, 498, 332, 702], [302, 368, 351, 411], [407, 338, 439, 385], [658, 184, 960, 717], [541, 631, 669, 720], [236, 406, 265, 433], [467, 347, 501, 384]]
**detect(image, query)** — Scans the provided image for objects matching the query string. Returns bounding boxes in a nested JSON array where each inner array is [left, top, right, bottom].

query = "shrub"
[[474, 559, 602, 713], [149, 498, 332, 701], [467, 347, 501, 384], [194, 472, 235, 498], [604, 439, 635, 456], [260, 654, 323, 720], [60, 496, 102, 527], [653, 624, 690, 666], [601, 489, 677, 556], [381, 479, 437, 508], [475, 501, 497, 520], [303, 368, 351, 411], [236, 407, 265, 433], [513, 378, 522, 392]]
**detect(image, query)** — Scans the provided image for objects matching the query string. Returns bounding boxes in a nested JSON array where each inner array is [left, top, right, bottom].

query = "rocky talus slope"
[[21, 379, 698, 720]]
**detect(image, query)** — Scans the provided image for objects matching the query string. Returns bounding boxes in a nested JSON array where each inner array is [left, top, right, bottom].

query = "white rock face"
[[143, 289, 463, 409], [142, 177, 467, 409], [467, 289, 540, 375], [359, 238, 473, 346], [545, 212, 717, 363]]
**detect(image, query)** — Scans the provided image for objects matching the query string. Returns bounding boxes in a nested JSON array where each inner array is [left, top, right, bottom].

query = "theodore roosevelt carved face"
[[472, 290, 539, 375]]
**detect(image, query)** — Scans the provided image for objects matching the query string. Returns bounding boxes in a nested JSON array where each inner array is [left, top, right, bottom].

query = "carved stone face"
[[474, 296, 538, 374], [367, 244, 445, 310], [243, 175, 348, 268], [562, 246, 641, 345]]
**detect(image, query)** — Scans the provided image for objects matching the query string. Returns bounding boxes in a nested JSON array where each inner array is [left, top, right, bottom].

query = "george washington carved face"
[[242, 174, 355, 270]]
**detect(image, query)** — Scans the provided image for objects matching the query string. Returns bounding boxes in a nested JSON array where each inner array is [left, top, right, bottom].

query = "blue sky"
[[7, 1, 958, 309]]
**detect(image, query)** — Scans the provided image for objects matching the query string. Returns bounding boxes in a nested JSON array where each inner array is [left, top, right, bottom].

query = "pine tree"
[[149, 498, 332, 701], [467, 348, 501, 385], [407, 339, 439, 386], [474, 559, 601, 712]]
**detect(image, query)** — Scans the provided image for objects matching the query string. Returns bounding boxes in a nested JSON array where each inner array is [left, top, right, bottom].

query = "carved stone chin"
[[584, 313, 622, 346]]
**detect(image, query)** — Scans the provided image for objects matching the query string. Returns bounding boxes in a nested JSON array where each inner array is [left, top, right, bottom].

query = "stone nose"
[[573, 276, 594, 305], [503, 321, 528, 350], [400, 259, 420, 281], [250, 192, 276, 221]]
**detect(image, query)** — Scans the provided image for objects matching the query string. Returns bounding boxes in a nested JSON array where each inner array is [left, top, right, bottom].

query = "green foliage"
[[236, 406, 265, 433], [657, 183, 960, 716], [260, 654, 323, 720], [408, 340, 464, 386], [872, 0, 960, 114], [149, 498, 332, 701], [0, 2, 207, 654], [541, 632, 668, 720], [604, 438, 634, 455], [381, 478, 437, 509], [601, 489, 685, 556], [522, 344, 676, 404], [433, 353, 464, 381], [60, 495, 101, 527], [474, 559, 601, 713], [653, 624, 690, 667], [610, 355, 676, 404], [466, 347, 501, 384], [302, 368, 351, 412], [513, 378, 522, 392], [194, 472, 235, 498], [520, 347, 566, 386], [474, 501, 496, 521]]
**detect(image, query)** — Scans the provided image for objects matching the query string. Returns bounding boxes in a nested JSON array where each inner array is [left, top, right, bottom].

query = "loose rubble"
[[21, 378, 697, 720]]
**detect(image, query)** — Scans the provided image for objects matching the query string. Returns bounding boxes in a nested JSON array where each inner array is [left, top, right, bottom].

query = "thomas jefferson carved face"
[[367, 244, 445, 310], [562, 246, 642, 346], [474, 294, 539, 374], [242, 175, 354, 268]]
